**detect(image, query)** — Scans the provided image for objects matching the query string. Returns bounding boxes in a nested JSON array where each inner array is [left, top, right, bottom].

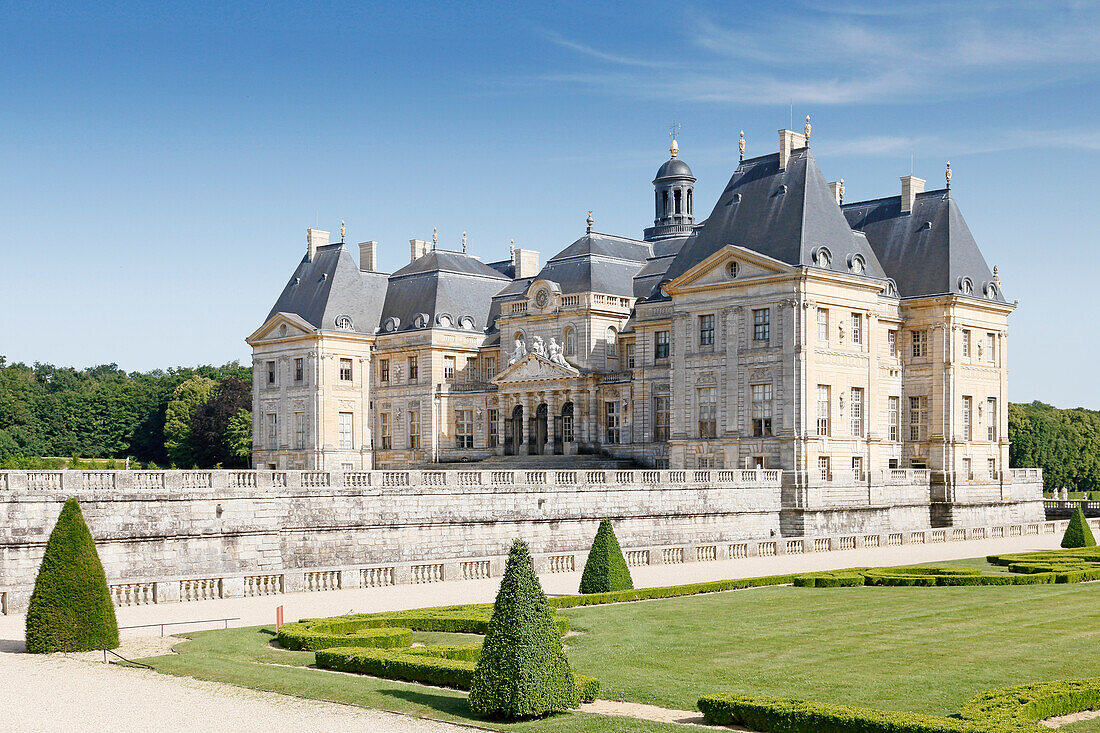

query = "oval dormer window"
[[728, 261, 740, 279], [812, 246, 832, 269], [413, 313, 429, 328], [884, 279, 899, 298], [984, 282, 997, 300], [437, 313, 454, 328], [459, 316, 475, 330], [334, 315, 354, 331], [959, 277, 974, 295], [847, 254, 866, 275], [382, 316, 399, 332]]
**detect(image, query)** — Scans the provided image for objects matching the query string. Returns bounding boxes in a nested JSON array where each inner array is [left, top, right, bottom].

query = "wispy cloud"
[[818, 128, 1100, 158], [539, 1, 1100, 106]]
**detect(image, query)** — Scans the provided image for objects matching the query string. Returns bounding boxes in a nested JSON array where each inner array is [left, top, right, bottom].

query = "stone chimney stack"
[[409, 239, 431, 262], [514, 248, 540, 279], [778, 128, 807, 169], [358, 241, 378, 272], [306, 228, 330, 262], [900, 175, 926, 214]]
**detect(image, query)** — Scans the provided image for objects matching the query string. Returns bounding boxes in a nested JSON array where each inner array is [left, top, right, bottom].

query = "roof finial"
[[739, 130, 745, 162], [993, 265, 1001, 289], [432, 226, 438, 250], [461, 230, 467, 253], [509, 238, 515, 258], [804, 115, 811, 147], [586, 210, 594, 233], [839, 178, 845, 204], [340, 220, 346, 242], [669, 121, 681, 158], [945, 161, 952, 191]]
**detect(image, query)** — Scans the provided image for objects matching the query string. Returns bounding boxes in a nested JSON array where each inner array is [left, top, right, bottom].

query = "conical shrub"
[[468, 539, 575, 719], [25, 498, 119, 653], [579, 518, 633, 594], [1062, 506, 1097, 548]]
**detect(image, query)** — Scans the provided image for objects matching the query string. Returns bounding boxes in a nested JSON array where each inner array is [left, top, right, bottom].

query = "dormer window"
[[847, 254, 865, 275], [335, 315, 353, 330], [959, 277, 974, 295], [727, 261, 740, 279], [812, 247, 832, 269]]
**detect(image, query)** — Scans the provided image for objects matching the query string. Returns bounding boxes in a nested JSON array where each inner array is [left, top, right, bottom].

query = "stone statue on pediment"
[[548, 337, 570, 367], [532, 335, 548, 359], [509, 338, 527, 365]]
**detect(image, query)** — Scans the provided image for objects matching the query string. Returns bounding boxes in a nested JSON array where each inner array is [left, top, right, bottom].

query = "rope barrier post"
[[276, 605, 283, 631]]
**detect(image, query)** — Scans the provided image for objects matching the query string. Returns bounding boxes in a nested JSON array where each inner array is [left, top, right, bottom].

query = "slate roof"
[[657, 148, 887, 297], [532, 232, 652, 297], [265, 244, 388, 335], [379, 250, 512, 333], [655, 157, 694, 180], [842, 191, 1006, 302], [632, 234, 691, 300]]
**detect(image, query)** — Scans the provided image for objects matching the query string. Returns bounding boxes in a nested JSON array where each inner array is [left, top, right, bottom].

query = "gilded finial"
[[804, 115, 811, 146], [340, 220, 346, 242], [839, 178, 845, 204], [461, 230, 467, 253], [669, 121, 681, 158], [945, 161, 952, 190], [586, 210, 594, 233], [432, 226, 438, 250], [509, 238, 515, 258], [738, 130, 745, 161]]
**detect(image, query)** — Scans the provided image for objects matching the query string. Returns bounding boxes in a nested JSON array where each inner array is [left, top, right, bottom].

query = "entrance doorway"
[[505, 404, 523, 455], [530, 403, 549, 455]]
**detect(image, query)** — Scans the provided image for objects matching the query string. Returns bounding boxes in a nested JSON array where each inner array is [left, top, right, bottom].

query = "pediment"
[[666, 245, 793, 295], [491, 354, 579, 384], [246, 312, 317, 344]]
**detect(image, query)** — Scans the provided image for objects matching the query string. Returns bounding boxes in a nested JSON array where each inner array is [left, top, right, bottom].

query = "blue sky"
[[2, 1, 1099, 407]]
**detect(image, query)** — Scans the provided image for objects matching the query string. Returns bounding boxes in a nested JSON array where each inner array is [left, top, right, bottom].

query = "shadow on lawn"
[[377, 686, 476, 719]]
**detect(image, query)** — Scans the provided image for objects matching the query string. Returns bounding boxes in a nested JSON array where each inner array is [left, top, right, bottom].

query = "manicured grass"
[[562, 582, 1100, 717], [913, 556, 1015, 574]]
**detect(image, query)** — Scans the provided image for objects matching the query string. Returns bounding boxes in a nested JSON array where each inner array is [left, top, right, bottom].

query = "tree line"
[[1009, 401, 1100, 492], [0, 357, 252, 469]]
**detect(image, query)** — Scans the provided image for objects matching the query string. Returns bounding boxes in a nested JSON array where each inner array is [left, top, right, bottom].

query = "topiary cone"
[[25, 498, 119, 653], [1061, 505, 1097, 549], [468, 539, 576, 719], [579, 518, 633, 594]]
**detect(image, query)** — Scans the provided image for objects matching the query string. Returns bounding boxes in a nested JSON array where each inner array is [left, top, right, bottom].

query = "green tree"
[[190, 376, 251, 467], [468, 539, 576, 719], [579, 518, 633, 594], [226, 409, 253, 463], [25, 498, 119, 653], [1062, 506, 1097, 548], [163, 375, 216, 466]]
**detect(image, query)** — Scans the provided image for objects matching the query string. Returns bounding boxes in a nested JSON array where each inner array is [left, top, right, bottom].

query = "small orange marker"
[[276, 605, 284, 630]]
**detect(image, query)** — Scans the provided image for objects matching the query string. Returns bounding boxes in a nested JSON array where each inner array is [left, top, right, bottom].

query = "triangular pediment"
[[246, 312, 318, 344], [491, 353, 579, 384], [666, 245, 794, 295]]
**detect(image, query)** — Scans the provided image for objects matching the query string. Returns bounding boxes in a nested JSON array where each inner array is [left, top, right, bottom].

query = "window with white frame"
[[962, 457, 972, 480], [625, 343, 635, 368], [818, 455, 831, 481], [888, 396, 900, 441], [378, 412, 390, 450], [909, 396, 927, 441], [339, 358, 353, 381], [697, 387, 717, 438], [655, 330, 670, 359], [987, 333, 997, 362], [294, 358, 303, 383], [605, 328, 617, 359], [850, 387, 864, 437], [455, 409, 473, 448], [605, 401, 620, 444], [751, 383, 773, 437], [444, 356, 456, 380], [484, 356, 496, 380], [266, 360, 276, 386], [962, 330, 971, 358], [888, 330, 898, 357], [266, 413, 277, 450], [851, 313, 863, 345], [564, 327, 576, 357], [487, 408, 498, 447], [817, 308, 829, 342], [987, 397, 997, 441], [698, 314, 715, 348], [408, 410, 420, 449], [654, 395, 669, 442], [962, 396, 973, 441], [817, 385, 830, 436], [380, 359, 389, 383], [911, 330, 927, 358], [852, 455, 863, 480], [408, 355, 418, 382], [988, 457, 997, 479], [753, 308, 770, 341], [294, 412, 305, 450], [561, 404, 573, 443], [338, 412, 353, 450]]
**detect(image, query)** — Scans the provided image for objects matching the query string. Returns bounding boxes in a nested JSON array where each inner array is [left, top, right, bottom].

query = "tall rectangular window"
[[698, 314, 715, 347], [654, 396, 670, 442], [294, 412, 305, 450], [988, 458, 997, 479], [888, 396, 900, 441], [987, 397, 997, 441], [697, 387, 717, 438], [483, 356, 496, 380], [487, 408, 499, 447], [380, 359, 390, 383], [455, 409, 473, 448], [851, 313, 863, 345], [339, 358, 353, 381], [911, 330, 926, 358], [655, 330, 670, 359], [818, 456, 831, 482], [626, 344, 635, 369], [561, 407, 574, 443], [444, 356, 456, 380], [817, 385, 830, 436], [850, 387, 864, 437], [294, 358, 303, 383], [266, 361, 276, 386], [753, 308, 770, 341], [962, 396, 973, 441], [751, 384, 773, 437], [962, 457, 972, 480], [378, 412, 391, 450], [852, 456, 863, 480], [909, 396, 927, 441], [338, 412, 353, 450], [408, 410, 420, 449], [266, 413, 277, 450], [962, 330, 971, 358], [817, 308, 829, 342], [987, 333, 997, 362], [408, 355, 418, 382], [888, 330, 898, 357], [605, 402, 620, 444]]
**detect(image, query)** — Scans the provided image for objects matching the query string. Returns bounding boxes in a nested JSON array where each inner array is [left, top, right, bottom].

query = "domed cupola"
[[644, 136, 696, 241]]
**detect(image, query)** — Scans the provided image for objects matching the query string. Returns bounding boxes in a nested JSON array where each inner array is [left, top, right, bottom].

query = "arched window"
[[564, 327, 576, 356], [662, 190, 669, 217], [674, 188, 682, 215], [606, 326, 617, 346], [605, 327, 617, 360], [687, 189, 693, 215]]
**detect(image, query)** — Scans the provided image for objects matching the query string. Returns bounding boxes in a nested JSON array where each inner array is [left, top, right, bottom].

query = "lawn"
[[136, 566, 1100, 730]]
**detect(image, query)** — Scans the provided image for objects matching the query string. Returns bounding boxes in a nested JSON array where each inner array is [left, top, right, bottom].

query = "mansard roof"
[[380, 249, 511, 334], [532, 232, 652, 298], [264, 243, 388, 335], [659, 149, 887, 293], [842, 191, 1007, 303]]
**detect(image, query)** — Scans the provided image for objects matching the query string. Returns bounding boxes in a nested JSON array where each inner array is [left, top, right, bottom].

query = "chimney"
[[778, 128, 807, 169], [306, 228, 330, 262], [409, 238, 430, 262], [828, 181, 845, 205], [514, 248, 540, 279], [900, 175, 926, 214], [358, 241, 378, 272]]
